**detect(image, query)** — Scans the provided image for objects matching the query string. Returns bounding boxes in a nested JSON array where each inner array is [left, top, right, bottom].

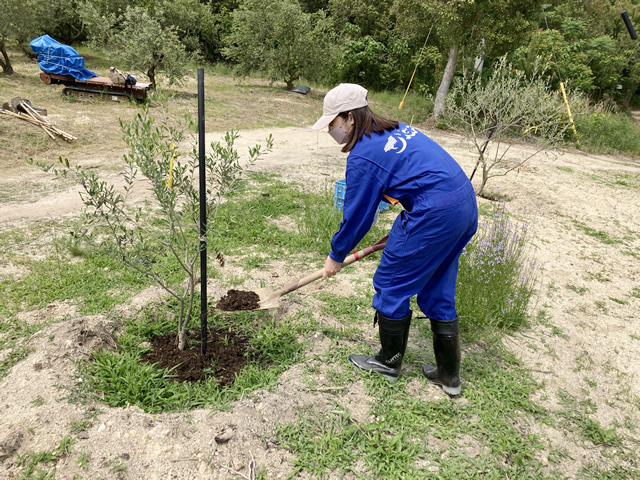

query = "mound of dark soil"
[[216, 289, 260, 311], [141, 327, 250, 385]]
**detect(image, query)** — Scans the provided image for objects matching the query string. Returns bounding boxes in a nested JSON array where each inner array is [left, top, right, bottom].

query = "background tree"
[[49, 0, 87, 45], [328, 0, 390, 38], [223, 0, 339, 89], [78, 0, 216, 80], [515, 0, 640, 109], [113, 7, 196, 86], [0, 0, 47, 74], [328, 0, 421, 91], [444, 56, 570, 195], [428, 0, 544, 120]]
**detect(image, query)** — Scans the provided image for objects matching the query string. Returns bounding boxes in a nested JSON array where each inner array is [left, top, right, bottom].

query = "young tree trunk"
[[0, 41, 14, 75], [147, 66, 156, 89], [284, 70, 294, 90], [433, 43, 460, 120], [477, 166, 489, 196], [177, 295, 187, 350], [70, 24, 85, 45], [623, 82, 639, 110]]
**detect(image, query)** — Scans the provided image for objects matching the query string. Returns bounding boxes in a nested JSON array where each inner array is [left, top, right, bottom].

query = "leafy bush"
[[575, 112, 640, 156], [332, 34, 416, 90], [456, 202, 539, 334]]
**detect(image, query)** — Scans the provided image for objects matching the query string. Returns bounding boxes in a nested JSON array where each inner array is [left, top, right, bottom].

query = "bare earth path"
[[0, 123, 639, 479]]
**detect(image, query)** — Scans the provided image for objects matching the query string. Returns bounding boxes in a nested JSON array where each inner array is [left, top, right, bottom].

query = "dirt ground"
[[1, 75, 640, 478]]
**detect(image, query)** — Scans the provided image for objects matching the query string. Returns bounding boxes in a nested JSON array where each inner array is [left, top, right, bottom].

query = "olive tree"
[[0, 0, 47, 74], [32, 100, 273, 350], [223, 0, 338, 89], [444, 56, 571, 196], [113, 7, 196, 86]]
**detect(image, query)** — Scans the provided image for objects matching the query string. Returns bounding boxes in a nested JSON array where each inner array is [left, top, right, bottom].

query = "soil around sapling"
[[216, 289, 261, 311], [141, 326, 251, 385]]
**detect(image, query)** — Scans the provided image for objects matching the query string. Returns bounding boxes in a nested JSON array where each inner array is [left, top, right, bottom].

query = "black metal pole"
[[198, 68, 207, 355], [622, 11, 637, 40]]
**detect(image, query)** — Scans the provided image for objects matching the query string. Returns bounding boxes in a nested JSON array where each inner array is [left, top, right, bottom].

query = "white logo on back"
[[384, 136, 397, 152], [384, 126, 418, 154]]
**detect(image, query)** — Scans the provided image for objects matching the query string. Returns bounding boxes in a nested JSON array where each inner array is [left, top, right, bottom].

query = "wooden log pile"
[[0, 97, 76, 142]]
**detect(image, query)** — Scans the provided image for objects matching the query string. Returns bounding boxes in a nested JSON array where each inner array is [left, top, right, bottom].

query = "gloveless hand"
[[323, 256, 342, 279]]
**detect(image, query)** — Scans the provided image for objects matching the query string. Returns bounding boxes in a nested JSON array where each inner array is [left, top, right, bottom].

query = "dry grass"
[[0, 48, 323, 179]]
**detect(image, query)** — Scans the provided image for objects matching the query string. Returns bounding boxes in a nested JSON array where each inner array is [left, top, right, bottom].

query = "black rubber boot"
[[349, 311, 411, 382], [422, 318, 461, 396]]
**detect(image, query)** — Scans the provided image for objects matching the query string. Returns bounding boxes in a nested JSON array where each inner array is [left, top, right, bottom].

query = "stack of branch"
[[0, 98, 76, 142]]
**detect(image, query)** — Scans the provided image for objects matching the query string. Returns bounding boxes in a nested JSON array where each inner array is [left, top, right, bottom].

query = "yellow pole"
[[399, 26, 433, 110], [399, 69, 418, 110], [559, 82, 579, 143]]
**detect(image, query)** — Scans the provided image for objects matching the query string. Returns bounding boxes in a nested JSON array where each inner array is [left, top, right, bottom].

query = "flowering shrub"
[[456, 202, 539, 332]]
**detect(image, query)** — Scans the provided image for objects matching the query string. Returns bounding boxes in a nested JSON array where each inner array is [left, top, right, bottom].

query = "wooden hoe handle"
[[273, 235, 388, 297]]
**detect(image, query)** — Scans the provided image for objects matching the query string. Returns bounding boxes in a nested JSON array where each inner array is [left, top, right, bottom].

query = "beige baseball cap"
[[312, 83, 368, 130]]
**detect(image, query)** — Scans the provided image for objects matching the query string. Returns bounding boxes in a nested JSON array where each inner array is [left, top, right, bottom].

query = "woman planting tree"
[[313, 84, 478, 396]]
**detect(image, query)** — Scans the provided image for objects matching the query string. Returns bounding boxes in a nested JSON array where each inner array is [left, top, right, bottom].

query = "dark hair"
[[339, 106, 399, 153]]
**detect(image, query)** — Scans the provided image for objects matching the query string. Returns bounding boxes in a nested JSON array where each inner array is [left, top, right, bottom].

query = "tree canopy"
[[223, 0, 338, 89], [1, 0, 638, 110]]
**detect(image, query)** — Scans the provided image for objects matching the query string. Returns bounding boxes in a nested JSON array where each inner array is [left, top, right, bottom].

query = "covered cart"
[[31, 35, 152, 102]]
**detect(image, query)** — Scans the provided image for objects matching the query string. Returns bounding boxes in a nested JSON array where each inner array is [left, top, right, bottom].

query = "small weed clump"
[[17, 436, 76, 479], [456, 201, 539, 334]]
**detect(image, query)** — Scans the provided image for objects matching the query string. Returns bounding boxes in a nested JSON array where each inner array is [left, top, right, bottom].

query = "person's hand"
[[323, 256, 342, 279]]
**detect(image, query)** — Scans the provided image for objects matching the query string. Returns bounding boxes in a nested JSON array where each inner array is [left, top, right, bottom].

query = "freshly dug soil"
[[141, 327, 250, 385], [216, 289, 261, 311]]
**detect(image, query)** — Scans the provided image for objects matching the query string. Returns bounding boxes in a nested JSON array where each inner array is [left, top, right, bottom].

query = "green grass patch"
[[0, 249, 153, 319], [609, 297, 628, 305], [572, 219, 620, 245], [316, 291, 374, 324], [81, 308, 312, 413], [368, 90, 434, 127], [567, 284, 589, 295], [557, 389, 624, 448], [278, 343, 549, 479], [575, 112, 640, 156], [212, 173, 387, 259], [577, 463, 640, 480], [17, 435, 76, 479]]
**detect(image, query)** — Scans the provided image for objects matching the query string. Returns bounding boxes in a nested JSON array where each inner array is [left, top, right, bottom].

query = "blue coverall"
[[329, 123, 478, 321]]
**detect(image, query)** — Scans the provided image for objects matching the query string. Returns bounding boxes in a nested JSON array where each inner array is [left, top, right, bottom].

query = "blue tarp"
[[30, 35, 97, 81]]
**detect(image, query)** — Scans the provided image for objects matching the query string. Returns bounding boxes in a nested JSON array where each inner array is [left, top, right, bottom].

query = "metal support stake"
[[198, 68, 207, 355]]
